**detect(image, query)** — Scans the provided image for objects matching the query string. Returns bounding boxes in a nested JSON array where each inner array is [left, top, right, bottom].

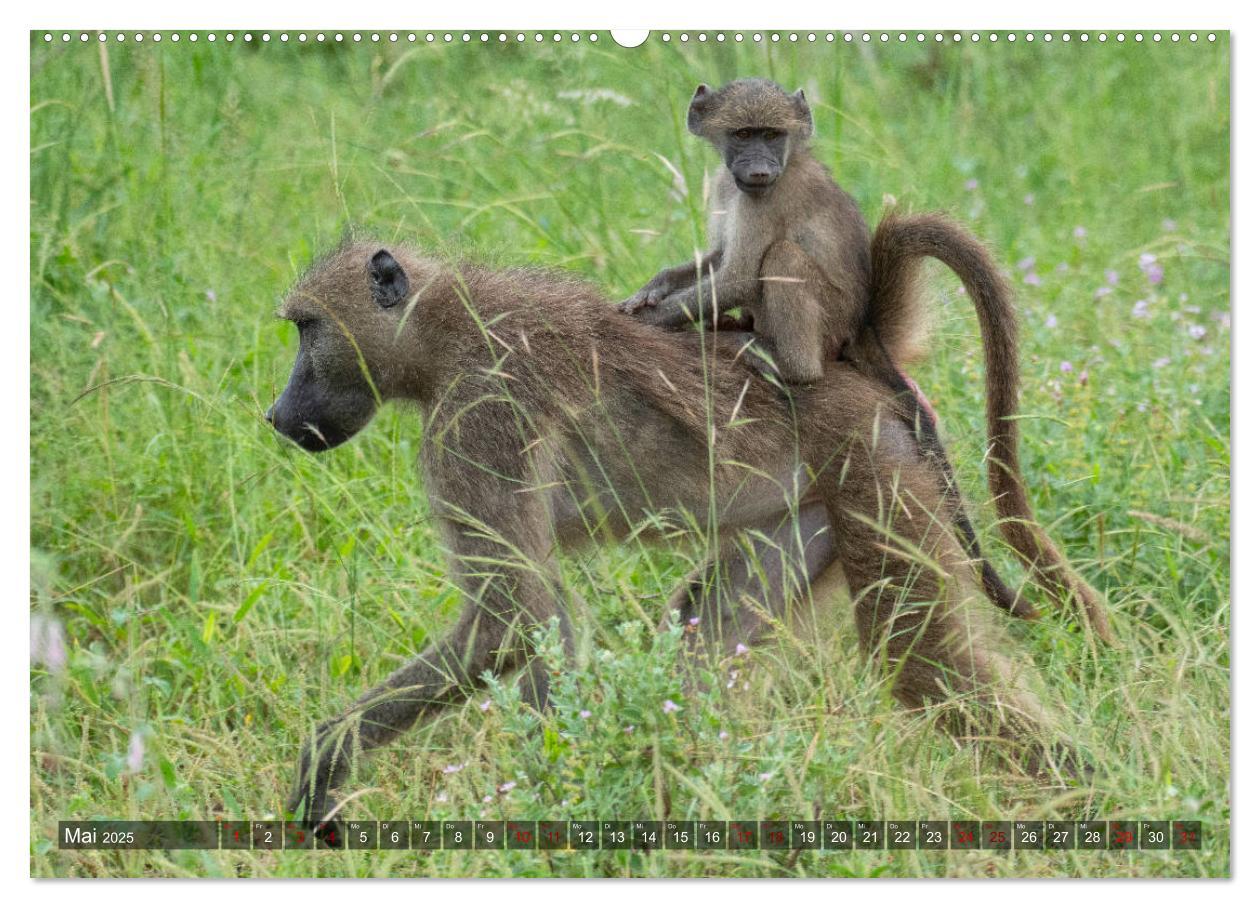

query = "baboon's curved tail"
[[868, 212, 1114, 643]]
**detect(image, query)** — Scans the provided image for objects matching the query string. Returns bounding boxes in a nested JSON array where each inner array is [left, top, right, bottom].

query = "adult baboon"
[[267, 241, 1086, 829]]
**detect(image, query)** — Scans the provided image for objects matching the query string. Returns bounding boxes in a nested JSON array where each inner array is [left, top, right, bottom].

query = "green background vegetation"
[[30, 31, 1229, 877]]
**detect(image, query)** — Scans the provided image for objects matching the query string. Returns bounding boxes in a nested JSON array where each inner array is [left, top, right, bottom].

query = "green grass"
[[29, 32, 1229, 878]]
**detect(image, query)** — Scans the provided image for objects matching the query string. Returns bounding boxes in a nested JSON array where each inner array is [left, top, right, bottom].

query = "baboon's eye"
[[762, 129, 781, 141], [734, 128, 754, 140]]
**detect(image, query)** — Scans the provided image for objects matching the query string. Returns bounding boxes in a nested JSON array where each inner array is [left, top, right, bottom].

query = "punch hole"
[[1172, 33, 1182, 42], [680, 33, 689, 42], [610, 30, 648, 48], [171, 33, 180, 42], [609, 29, 645, 46]]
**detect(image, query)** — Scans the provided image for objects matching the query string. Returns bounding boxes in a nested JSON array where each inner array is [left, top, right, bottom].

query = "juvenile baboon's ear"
[[791, 88, 814, 136], [369, 249, 409, 308], [686, 84, 714, 135]]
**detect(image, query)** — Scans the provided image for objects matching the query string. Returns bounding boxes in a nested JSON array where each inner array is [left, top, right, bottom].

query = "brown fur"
[[268, 241, 1085, 830], [858, 213, 1114, 642], [621, 79, 1034, 620]]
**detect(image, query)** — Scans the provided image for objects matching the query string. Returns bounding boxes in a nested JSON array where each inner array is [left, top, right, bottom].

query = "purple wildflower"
[[1024, 272, 1042, 287], [479, 699, 491, 712], [1106, 269, 1120, 285], [662, 699, 681, 714], [735, 643, 750, 656], [442, 763, 465, 774], [1187, 324, 1206, 340], [1073, 226, 1088, 239], [1145, 264, 1165, 286], [579, 709, 592, 719], [127, 731, 145, 774], [1059, 361, 1074, 374], [30, 615, 66, 672], [1153, 357, 1171, 369], [1045, 313, 1058, 328], [498, 781, 517, 793], [688, 616, 700, 627], [1132, 299, 1151, 319], [964, 178, 979, 191], [1023, 193, 1035, 206]]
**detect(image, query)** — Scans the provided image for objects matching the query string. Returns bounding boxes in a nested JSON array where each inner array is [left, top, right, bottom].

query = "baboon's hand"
[[618, 277, 671, 315], [287, 725, 348, 833]]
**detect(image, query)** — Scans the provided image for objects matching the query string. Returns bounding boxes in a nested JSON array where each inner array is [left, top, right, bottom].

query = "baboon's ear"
[[369, 249, 409, 308], [686, 84, 714, 135], [791, 88, 814, 136]]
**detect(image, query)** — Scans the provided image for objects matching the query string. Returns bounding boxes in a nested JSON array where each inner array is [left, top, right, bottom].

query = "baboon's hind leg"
[[817, 426, 1081, 778]]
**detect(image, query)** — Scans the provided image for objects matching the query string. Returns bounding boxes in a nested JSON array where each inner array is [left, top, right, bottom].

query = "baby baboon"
[[620, 78, 869, 385], [268, 240, 1089, 830], [620, 79, 1033, 619]]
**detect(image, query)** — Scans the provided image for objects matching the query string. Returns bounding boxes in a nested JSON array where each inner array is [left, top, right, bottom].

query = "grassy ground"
[[29, 32, 1229, 878]]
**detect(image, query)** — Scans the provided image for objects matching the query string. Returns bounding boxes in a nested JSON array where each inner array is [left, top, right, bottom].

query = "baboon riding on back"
[[267, 233, 1106, 830]]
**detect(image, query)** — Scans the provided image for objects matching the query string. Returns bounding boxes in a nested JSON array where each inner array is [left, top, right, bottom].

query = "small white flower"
[[758, 772, 772, 782], [1073, 226, 1088, 239], [442, 763, 465, 774], [479, 699, 491, 712], [1187, 324, 1207, 340], [735, 643, 750, 656], [719, 730, 729, 741], [498, 781, 516, 793]]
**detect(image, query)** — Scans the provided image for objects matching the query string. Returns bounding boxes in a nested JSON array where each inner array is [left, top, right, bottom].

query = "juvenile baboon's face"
[[267, 247, 415, 452], [686, 78, 814, 197]]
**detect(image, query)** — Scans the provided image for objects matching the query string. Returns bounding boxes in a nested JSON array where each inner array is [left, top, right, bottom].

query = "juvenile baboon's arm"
[[636, 267, 761, 329], [619, 250, 723, 314]]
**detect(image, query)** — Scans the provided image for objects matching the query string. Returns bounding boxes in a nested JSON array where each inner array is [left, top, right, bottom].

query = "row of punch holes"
[[43, 32, 1218, 46]]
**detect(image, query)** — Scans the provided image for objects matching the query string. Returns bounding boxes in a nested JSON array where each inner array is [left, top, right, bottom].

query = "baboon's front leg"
[[288, 592, 545, 826], [289, 412, 573, 825]]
